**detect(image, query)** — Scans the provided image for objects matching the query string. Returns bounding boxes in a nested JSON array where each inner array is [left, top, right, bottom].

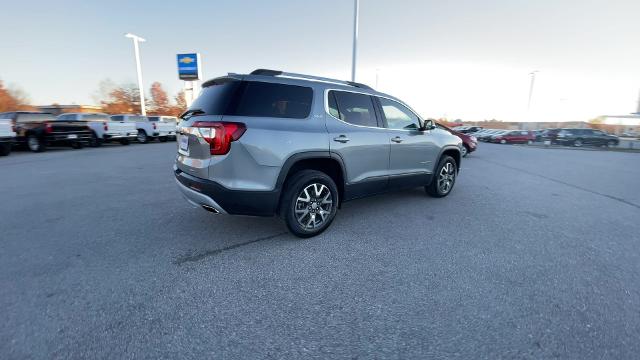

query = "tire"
[[89, 133, 102, 147], [527, 140, 533, 145], [500, 139, 507, 144], [71, 142, 84, 149], [27, 134, 45, 152], [159, 136, 168, 142], [607, 140, 616, 148], [119, 139, 130, 145], [0, 143, 11, 156], [461, 144, 469, 157], [137, 130, 149, 144], [426, 155, 457, 198], [280, 170, 339, 238], [573, 138, 583, 147]]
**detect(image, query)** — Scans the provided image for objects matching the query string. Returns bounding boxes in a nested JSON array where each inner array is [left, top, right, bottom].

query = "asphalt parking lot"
[[2, 142, 640, 359]]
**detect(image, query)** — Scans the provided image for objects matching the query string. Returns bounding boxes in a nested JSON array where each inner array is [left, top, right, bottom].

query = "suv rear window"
[[190, 80, 313, 119]]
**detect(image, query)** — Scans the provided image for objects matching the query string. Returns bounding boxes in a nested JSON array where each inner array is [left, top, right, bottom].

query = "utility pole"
[[527, 70, 538, 113], [125, 33, 146, 115], [351, 0, 359, 82]]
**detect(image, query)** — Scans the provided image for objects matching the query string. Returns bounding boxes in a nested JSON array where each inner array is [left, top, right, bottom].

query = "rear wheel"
[[527, 140, 533, 145], [137, 130, 148, 144], [280, 170, 338, 238], [500, 139, 507, 144], [573, 138, 583, 147], [0, 143, 11, 156], [461, 144, 469, 157], [89, 133, 102, 147], [27, 135, 45, 152], [426, 155, 457, 198], [607, 140, 616, 148]]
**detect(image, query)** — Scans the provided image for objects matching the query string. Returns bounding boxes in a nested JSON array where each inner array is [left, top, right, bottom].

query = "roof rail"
[[249, 69, 373, 90]]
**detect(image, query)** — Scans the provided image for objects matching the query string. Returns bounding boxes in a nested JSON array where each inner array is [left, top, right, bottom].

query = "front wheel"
[[426, 155, 457, 198], [573, 139, 583, 147], [500, 139, 507, 144], [27, 135, 46, 152], [137, 130, 149, 144], [461, 145, 469, 157], [607, 140, 616, 148], [280, 170, 339, 238]]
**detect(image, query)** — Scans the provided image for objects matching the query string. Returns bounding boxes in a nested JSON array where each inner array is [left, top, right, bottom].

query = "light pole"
[[125, 33, 146, 115], [527, 70, 539, 113], [351, 0, 359, 82]]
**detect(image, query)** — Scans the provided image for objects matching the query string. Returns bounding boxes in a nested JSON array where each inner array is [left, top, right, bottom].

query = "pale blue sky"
[[2, 0, 640, 121]]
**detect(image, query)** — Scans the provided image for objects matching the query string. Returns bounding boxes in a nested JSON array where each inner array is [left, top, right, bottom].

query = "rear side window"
[[329, 90, 378, 127], [189, 80, 313, 119], [111, 115, 123, 121]]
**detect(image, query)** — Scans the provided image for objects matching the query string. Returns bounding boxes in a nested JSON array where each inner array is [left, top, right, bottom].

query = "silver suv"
[[175, 69, 462, 237]]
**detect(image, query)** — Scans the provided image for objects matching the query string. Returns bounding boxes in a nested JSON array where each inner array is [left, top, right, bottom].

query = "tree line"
[[0, 79, 187, 116]]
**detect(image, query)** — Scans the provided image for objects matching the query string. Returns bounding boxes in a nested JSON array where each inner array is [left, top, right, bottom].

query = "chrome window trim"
[[323, 88, 425, 132]]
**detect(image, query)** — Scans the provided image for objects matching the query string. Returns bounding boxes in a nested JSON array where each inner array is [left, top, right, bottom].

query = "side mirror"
[[420, 119, 436, 131]]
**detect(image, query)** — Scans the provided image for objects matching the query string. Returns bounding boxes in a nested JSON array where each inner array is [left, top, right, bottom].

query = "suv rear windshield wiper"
[[180, 109, 205, 120]]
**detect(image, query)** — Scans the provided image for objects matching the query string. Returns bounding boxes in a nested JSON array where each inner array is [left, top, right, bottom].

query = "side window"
[[111, 115, 123, 121], [378, 97, 420, 130], [327, 92, 340, 119], [233, 81, 313, 119], [330, 91, 378, 127]]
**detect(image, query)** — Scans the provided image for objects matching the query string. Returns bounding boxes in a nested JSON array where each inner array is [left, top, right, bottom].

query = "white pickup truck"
[[0, 118, 16, 156], [110, 114, 177, 143], [56, 113, 137, 146], [147, 116, 178, 142]]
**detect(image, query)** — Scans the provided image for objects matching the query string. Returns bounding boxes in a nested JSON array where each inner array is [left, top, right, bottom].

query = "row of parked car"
[[0, 111, 178, 156], [453, 126, 621, 147]]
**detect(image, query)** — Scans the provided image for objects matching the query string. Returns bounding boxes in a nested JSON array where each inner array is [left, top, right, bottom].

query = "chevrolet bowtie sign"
[[177, 53, 201, 80]]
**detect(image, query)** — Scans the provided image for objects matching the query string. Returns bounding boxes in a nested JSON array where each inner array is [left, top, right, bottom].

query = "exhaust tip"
[[201, 204, 220, 214]]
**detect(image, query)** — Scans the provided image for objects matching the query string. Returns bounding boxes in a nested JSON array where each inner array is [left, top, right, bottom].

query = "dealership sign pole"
[[177, 53, 202, 107]]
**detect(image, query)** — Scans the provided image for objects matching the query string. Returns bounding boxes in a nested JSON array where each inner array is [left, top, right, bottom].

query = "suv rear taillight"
[[103, 121, 108, 131], [193, 121, 246, 155], [11, 120, 17, 133], [152, 122, 157, 130], [45, 123, 53, 133]]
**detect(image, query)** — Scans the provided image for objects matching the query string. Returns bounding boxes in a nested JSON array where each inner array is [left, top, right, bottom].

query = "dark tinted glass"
[[111, 115, 123, 121], [331, 91, 377, 127], [233, 81, 312, 119], [189, 80, 242, 117], [189, 80, 312, 119]]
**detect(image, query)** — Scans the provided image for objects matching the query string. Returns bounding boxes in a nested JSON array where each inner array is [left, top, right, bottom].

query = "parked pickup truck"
[[147, 116, 178, 142], [0, 111, 93, 152], [110, 114, 160, 144], [57, 113, 137, 146], [0, 118, 16, 156]]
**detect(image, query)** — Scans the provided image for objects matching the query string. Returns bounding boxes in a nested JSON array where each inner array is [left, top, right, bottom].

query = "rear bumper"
[[105, 132, 138, 140], [174, 168, 279, 217], [46, 133, 92, 143]]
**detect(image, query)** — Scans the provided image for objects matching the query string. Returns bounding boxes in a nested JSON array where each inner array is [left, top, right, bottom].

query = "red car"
[[491, 130, 535, 144], [437, 123, 477, 157]]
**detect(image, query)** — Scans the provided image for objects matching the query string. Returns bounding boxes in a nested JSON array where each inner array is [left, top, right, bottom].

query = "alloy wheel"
[[28, 136, 40, 152], [437, 162, 456, 194], [294, 183, 333, 230]]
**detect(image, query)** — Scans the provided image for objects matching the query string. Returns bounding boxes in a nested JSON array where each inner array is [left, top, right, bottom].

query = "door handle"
[[333, 135, 350, 143], [391, 136, 403, 143]]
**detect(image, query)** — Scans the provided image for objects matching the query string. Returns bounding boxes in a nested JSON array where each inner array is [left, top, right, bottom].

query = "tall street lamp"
[[125, 33, 146, 115], [527, 70, 539, 113], [351, 0, 359, 82]]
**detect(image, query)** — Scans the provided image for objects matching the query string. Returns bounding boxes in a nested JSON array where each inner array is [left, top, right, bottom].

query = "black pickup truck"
[[0, 111, 93, 152]]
